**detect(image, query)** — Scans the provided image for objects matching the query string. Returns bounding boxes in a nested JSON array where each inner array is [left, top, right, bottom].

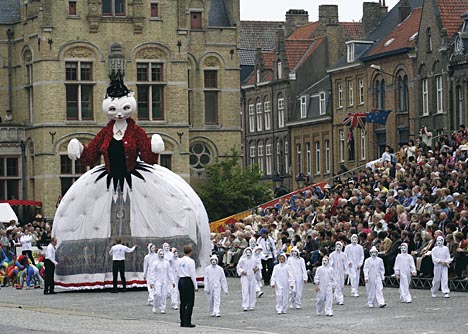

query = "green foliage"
[[198, 150, 272, 221]]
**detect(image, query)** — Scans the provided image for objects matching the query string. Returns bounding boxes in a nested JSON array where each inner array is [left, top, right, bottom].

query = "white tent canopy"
[[0, 203, 19, 224]]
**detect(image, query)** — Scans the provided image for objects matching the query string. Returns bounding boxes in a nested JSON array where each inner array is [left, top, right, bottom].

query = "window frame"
[[348, 80, 354, 106], [422, 78, 429, 116], [136, 62, 166, 121], [339, 129, 345, 162], [319, 92, 326, 115], [102, 0, 126, 17], [65, 61, 94, 121], [190, 11, 203, 30], [337, 83, 343, 108], [315, 141, 321, 175], [325, 140, 330, 174], [256, 101, 263, 131], [359, 79, 364, 105], [300, 96, 307, 118], [248, 104, 255, 133], [436, 75, 443, 113], [265, 143, 272, 175], [264, 100, 271, 130], [278, 97, 285, 128]]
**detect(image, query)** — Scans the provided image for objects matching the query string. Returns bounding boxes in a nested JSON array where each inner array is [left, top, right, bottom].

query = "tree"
[[198, 150, 272, 221]]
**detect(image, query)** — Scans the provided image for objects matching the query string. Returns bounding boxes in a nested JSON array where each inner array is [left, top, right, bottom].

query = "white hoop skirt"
[[52, 163, 210, 290]]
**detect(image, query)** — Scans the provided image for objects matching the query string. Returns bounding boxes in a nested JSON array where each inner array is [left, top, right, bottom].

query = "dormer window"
[[347, 43, 355, 63]]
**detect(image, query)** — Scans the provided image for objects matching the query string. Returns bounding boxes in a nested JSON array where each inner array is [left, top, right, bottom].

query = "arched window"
[[380, 79, 386, 109], [397, 74, 409, 112]]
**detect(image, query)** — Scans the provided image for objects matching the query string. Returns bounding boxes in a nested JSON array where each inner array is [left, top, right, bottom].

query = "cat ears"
[[105, 70, 131, 98]]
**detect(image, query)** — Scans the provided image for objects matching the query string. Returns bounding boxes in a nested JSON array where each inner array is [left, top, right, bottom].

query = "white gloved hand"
[[151, 134, 165, 154], [68, 138, 84, 160]]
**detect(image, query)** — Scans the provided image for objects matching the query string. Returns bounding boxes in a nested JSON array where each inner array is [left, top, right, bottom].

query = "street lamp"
[[370, 64, 411, 145], [295, 173, 305, 189]]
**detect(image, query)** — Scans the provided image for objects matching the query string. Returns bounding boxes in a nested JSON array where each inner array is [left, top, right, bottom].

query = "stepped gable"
[[436, 0, 468, 38], [367, 7, 422, 57]]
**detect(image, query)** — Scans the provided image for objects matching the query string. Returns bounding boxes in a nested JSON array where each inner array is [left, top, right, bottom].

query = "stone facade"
[[0, 0, 241, 218]]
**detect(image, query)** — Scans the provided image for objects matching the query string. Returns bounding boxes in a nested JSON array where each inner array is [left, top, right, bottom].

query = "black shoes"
[[181, 324, 196, 328]]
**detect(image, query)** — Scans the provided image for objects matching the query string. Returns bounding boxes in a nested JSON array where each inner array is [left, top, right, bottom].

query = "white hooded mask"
[[157, 249, 165, 259], [244, 247, 253, 258], [335, 242, 343, 252], [322, 256, 329, 266], [436, 236, 444, 247], [278, 253, 287, 266], [400, 243, 408, 254], [290, 246, 300, 258], [210, 255, 218, 266], [147, 243, 154, 254], [163, 243, 170, 252], [370, 246, 378, 258], [351, 234, 358, 245]]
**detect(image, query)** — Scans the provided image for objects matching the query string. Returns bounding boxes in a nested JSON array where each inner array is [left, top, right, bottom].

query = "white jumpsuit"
[[287, 255, 307, 308], [394, 252, 416, 302], [271, 260, 295, 314], [149, 257, 174, 312], [431, 244, 451, 296], [329, 249, 348, 304], [237, 248, 258, 310], [363, 256, 385, 307], [204, 263, 228, 316], [344, 242, 364, 296], [253, 246, 264, 293], [314, 264, 337, 316], [170, 255, 180, 308], [143, 244, 157, 304]]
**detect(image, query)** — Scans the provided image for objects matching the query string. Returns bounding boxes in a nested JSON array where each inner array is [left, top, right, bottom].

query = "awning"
[[0, 200, 42, 206]]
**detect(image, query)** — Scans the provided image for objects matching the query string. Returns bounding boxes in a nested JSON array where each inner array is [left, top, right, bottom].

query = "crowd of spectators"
[[211, 126, 468, 283], [1, 214, 52, 288]]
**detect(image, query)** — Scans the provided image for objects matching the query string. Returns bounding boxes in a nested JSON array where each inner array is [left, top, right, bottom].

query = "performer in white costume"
[[204, 255, 228, 317], [344, 234, 364, 297], [288, 247, 307, 309], [170, 248, 180, 310], [363, 246, 386, 308], [314, 256, 337, 316], [271, 253, 295, 314], [431, 236, 452, 298], [149, 249, 174, 314], [143, 243, 157, 305], [253, 245, 264, 298], [329, 242, 348, 305], [393, 243, 416, 303], [237, 247, 258, 311], [52, 71, 210, 289]]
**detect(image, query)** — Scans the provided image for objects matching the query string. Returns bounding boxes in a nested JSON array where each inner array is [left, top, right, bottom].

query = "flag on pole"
[[366, 109, 391, 125], [343, 112, 367, 129]]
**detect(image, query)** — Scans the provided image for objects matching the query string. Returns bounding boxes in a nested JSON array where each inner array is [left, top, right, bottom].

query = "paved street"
[[1, 278, 467, 334]]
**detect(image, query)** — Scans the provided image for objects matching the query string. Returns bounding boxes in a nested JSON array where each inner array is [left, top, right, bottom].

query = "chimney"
[[399, 0, 411, 23], [379, 0, 388, 18], [285, 9, 309, 37], [319, 5, 338, 26], [362, 2, 380, 36]]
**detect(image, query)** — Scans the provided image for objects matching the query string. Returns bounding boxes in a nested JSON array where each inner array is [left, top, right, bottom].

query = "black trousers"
[[22, 250, 36, 266], [112, 260, 126, 290], [178, 277, 195, 325], [44, 259, 55, 294], [261, 258, 274, 285]]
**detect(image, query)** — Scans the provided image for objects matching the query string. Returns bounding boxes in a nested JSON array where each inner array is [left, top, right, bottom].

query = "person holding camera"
[[257, 228, 276, 286]]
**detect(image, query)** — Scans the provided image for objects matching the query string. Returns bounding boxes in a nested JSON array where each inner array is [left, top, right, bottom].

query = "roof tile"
[[367, 7, 422, 57], [437, 0, 468, 38]]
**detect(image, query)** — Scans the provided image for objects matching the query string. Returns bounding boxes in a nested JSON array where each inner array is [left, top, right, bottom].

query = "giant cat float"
[[52, 72, 210, 290]]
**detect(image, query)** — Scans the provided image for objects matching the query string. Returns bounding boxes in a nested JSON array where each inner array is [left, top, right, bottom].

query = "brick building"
[[0, 0, 241, 219], [241, 6, 363, 192], [328, 0, 422, 175], [415, 0, 468, 134]]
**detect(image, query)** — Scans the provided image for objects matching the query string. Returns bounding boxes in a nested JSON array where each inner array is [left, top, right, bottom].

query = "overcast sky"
[[240, 0, 400, 22]]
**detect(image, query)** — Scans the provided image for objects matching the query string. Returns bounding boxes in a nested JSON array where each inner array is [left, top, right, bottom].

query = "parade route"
[[1, 277, 468, 333]]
